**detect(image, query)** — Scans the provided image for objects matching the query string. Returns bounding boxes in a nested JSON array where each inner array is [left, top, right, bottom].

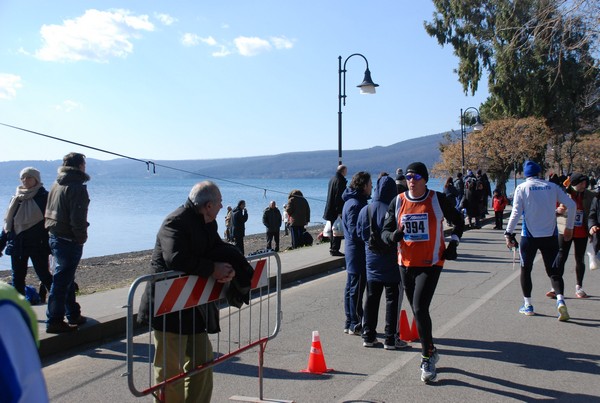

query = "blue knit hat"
[[523, 160, 541, 177]]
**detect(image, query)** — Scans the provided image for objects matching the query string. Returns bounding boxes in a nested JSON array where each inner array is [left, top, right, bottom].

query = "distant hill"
[[0, 132, 444, 180]]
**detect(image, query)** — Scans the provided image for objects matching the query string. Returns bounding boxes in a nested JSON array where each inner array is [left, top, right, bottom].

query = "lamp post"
[[338, 54, 379, 166], [460, 107, 484, 174]]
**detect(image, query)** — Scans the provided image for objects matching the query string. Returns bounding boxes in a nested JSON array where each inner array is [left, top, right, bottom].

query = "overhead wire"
[[0, 122, 327, 204]]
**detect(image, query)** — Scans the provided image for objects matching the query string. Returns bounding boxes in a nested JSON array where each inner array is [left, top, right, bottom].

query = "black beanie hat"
[[406, 162, 429, 183]]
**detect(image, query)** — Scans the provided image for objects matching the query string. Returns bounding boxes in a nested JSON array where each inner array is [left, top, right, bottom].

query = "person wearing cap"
[[549, 172, 595, 298], [381, 162, 464, 383], [504, 160, 576, 322], [45, 152, 90, 333], [0, 167, 53, 301]]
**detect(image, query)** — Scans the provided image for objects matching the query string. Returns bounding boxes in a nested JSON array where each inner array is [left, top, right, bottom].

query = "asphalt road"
[[42, 223, 600, 402]]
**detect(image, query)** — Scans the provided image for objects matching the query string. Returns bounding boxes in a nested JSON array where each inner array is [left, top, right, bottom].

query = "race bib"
[[574, 209, 583, 227], [401, 213, 429, 241]]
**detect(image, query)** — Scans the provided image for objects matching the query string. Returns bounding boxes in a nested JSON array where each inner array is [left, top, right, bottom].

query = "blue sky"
[[0, 1, 489, 162]]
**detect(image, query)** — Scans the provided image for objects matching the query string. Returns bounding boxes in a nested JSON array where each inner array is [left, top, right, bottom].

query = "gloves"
[[443, 240, 458, 260], [505, 233, 519, 249], [391, 225, 405, 243]]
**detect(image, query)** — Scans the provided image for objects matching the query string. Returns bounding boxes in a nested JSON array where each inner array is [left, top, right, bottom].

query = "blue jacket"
[[341, 187, 369, 275], [357, 176, 400, 283]]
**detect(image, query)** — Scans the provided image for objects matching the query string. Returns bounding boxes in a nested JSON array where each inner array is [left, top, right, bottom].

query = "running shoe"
[[420, 357, 437, 383], [545, 290, 556, 299], [362, 337, 378, 348], [575, 288, 589, 298], [429, 347, 440, 365], [557, 301, 570, 322], [519, 304, 535, 316], [384, 337, 408, 350]]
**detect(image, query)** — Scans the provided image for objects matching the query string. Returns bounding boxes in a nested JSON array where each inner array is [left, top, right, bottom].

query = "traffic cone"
[[301, 331, 333, 374], [398, 310, 412, 342], [410, 316, 420, 341]]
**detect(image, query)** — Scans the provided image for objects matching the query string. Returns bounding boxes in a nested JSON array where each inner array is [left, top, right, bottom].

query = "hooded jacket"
[[357, 176, 400, 283], [342, 186, 369, 274]]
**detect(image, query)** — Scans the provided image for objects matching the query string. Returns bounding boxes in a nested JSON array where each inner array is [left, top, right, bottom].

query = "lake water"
[[0, 174, 519, 272]]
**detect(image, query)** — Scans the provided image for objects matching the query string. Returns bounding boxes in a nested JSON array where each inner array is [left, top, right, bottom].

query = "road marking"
[[338, 261, 523, 402]]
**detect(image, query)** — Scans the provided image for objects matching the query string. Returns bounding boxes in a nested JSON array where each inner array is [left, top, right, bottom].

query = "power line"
[[0, 122, 327, 204]]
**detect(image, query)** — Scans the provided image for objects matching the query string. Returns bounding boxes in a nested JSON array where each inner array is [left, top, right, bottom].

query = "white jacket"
[[506, 177, 576, 237]]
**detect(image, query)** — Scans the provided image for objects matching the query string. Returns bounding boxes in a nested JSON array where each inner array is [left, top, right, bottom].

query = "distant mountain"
[[0, 132, 444, 180]]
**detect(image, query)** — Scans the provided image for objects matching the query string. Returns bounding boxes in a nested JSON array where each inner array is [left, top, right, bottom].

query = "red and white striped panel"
[[154, 258, 269, 317]]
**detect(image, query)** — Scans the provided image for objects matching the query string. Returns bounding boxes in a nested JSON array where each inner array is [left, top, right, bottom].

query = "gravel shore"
[[1, 226, 325, 296]]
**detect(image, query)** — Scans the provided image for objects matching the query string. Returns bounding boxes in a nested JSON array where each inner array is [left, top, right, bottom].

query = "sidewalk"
[[33, 242, 346, 358]]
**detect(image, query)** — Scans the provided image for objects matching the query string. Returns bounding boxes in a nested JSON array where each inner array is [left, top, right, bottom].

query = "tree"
[[424, 0, 599, 129], [433, 117, 553, 193]]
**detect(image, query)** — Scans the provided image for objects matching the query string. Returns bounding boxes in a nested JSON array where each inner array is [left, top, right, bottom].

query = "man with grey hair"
[[138, 180, 252, 402], [262, 200, 282, 251]]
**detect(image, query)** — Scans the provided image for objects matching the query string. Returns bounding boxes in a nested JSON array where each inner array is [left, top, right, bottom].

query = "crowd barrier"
[[124, 251, 286, 402]]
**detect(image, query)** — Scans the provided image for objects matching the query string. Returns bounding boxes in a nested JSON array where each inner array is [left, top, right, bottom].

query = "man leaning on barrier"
[[138, 181, 254, 403]]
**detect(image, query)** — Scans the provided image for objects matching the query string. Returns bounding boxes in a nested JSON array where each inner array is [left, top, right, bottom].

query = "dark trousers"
[[234, 235, 245, 255], [519, 235, 563, 297], [494, 211, 504, 229], [362, 280, 400, 341], [330, 236, 342, 253], [401, 265, 442, 357], [556, 235, 588, 287], [266, 231, 280, 251], [344, 272, 366, 331], [290, 226, 303, 249], [11, 252, 53, 296], [47, 235, 83, 323]]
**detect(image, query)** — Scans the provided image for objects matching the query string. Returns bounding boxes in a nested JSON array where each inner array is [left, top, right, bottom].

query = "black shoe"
[[330, 251, 344, 257], [47, 321, 78, 334], [68, 315, 88, 326]]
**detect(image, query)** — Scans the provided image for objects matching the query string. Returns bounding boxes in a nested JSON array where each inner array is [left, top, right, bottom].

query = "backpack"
[[302, 231, 313, 247], [367, 204, 396, 255]]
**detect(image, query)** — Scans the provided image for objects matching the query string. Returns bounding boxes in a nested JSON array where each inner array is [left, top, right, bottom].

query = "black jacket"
[[323, 172, 347, 222], [138, 199, 253, 334]]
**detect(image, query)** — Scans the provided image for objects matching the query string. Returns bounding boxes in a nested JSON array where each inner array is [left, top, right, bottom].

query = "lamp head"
[[472, 115, 484, 131], [357, 68, 379, 94]]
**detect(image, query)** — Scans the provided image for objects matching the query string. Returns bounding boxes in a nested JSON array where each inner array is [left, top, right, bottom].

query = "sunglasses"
[[405, 173, 423, 181]]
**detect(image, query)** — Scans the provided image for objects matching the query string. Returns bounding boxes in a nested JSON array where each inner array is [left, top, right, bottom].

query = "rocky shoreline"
[[0, 226, 325, 296]]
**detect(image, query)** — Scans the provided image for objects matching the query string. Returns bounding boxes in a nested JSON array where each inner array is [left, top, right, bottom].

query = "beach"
[[0, 226, 325, 296]]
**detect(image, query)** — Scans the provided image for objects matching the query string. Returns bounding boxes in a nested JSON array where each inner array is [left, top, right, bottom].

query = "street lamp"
[[338, 54, 379, 166], [460, 107, 484, 174]]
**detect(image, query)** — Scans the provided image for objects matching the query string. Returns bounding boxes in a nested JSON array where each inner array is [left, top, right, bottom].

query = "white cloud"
[[181, 33, 201, 46], [55, 100, 82, 112], [270, 36, 294, 50], [35, 9, 154, 62], [234, 36, 271, 56], [155, 13, 177, 26], [0, 73, 22, 100]]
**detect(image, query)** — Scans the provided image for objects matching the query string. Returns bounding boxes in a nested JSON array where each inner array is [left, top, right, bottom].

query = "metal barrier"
[[125, 251, 287, 402]]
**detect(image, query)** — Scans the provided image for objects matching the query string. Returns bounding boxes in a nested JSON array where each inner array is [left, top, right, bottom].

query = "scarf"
[[3, 183, 44, 235]]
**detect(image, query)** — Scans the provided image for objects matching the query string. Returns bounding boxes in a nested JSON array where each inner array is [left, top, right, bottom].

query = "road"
[[42, 224, 600, 402]]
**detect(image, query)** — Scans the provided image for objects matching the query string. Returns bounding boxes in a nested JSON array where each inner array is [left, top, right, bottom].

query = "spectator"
[[588, 189, 600, 260], [463, 178, 482, 229], [323, 165, 347, 256], [224, 205, 233, 242], [477, 170, 492, 218], [357, 173, 407, 350], [0, 167, 53, 302], [453, 172, 465, 212], [505, 160, 576, 322], [395, 168, 408, 194], [492, 189, 509, 230], [137, 181, 253, 403], [262, 200, 282, 252], [341, 171, 372, 335], [283, 205, 289, 236], [443, 177, 459, 225], [231, 200, 248, 254], [44, 152, 90, 334], [285, 190, 310, 249], [381, 162, 464, 383]]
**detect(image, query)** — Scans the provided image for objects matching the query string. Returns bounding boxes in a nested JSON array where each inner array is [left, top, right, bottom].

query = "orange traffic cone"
[[410, 316, 420, 341], [301, 331, 333, 374], [398, 310, 412, 342]]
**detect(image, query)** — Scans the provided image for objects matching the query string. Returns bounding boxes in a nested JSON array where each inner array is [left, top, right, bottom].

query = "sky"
[[0, 1, 489, 163]]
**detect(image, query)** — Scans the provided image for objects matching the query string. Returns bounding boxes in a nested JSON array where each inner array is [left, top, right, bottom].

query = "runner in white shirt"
[[505, 160, 575, 321]]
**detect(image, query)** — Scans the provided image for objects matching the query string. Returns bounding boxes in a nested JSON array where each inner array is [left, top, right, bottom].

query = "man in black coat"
[[262, 200, 282, 251], [323, 165, 347, 256], [138, 181, 252, 402]]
